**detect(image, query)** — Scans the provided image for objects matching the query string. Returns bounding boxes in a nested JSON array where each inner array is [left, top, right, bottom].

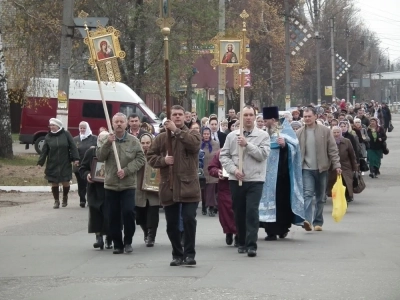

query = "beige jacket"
[[296, 124, 341, 173], [220, 127, 270, 182]]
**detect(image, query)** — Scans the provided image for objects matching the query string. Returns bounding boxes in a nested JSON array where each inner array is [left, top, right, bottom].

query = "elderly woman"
[[200, 127, 220, 216], [339, 120, 360, 163], [136, 133, 160, 247], [256, 115, 264, 130], [353, 118, 369, 159], [79, 129, 112, 250], [37, 118, 79, 209], [367, 117, 387, 178], [73, 121, 97, 208], [327, 126, 358, 202]]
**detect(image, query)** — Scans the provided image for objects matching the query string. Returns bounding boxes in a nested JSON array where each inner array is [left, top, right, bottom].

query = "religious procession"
[[33, 93, 393, 267]]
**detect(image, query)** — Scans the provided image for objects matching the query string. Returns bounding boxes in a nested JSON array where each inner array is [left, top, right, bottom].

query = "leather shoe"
[[113, 248, 124, 254], [124, 244, 133, 253], [247, 249, 257, 257], [170, 258, 183, 266], [264, 235, 277, 241], [182, 257, 196, 266], [233, 235, 238, 247], [303, 221, 312, 232], [279, 232, 288, 239], [226, 233, 233, 245], [238, 247, 247, 254]]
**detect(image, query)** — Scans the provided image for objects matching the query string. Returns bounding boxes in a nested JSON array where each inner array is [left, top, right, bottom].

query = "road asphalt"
[[0, 116, 399, 300]]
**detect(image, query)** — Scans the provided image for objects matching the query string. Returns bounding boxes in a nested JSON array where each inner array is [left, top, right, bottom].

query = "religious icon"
[[141, 164, 161, 192], [93, 35, 115, 61], [91, 158, 105, 182], [220, 40, 240, 64]]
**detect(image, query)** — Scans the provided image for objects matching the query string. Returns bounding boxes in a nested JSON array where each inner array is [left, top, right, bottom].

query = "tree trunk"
[[0, 42, 13, 159]]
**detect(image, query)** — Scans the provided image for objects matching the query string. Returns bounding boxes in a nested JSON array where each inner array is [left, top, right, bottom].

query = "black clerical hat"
[[262, 106, 279, 120]]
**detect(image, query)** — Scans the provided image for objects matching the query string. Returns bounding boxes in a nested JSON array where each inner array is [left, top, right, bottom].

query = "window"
[[120, 104, 144, 120], [82, 102, 112, 119]]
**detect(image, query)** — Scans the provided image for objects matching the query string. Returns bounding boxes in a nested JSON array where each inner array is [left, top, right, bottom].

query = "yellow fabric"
[[332, 175, 347, 222]]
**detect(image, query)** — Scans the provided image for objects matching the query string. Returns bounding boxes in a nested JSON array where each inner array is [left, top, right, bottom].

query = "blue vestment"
[[259, 120, 305, 224]]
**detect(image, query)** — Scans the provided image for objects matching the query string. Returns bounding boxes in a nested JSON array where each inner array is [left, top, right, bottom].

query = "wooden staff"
[[238, 11, 249, 186], [158, 0, 175, 189], [238, 69, 245, 186], [83, 21, 121, 171], [162, 27, 174, 189]]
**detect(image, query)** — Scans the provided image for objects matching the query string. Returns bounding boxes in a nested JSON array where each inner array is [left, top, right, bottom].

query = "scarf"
[[79, 122, 93, 141], [201, 140, 212, 153]]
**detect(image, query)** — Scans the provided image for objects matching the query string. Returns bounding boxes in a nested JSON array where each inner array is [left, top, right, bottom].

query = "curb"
[[0, 184, 78, 193]]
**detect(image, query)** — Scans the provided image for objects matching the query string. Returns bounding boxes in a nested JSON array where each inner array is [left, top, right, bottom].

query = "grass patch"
[[0, 154, 38, 167], [0, 177, 49, 186], [0, 154, 76, 186], [11, 133, 19, 142]]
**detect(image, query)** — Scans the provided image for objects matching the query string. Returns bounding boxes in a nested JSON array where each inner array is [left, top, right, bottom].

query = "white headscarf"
[[79, 121, 93, 141]]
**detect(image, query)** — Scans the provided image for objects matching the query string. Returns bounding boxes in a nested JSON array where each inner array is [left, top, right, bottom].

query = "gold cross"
[[240, 10, 249, 29]]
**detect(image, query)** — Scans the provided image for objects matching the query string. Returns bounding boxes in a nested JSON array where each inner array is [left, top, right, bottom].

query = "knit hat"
[[97, 131, 109, 148], [262, 106, 279, 120], [291, 121, 302, 130], [291, 110, 300, 116], [49, 118, 63, 129]]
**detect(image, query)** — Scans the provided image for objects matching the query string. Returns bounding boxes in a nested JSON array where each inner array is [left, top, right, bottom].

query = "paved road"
[[1, 116, 400, 300]]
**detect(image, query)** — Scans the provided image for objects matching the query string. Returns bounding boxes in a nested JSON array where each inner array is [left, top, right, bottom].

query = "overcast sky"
[[356, 0, 400, 62]]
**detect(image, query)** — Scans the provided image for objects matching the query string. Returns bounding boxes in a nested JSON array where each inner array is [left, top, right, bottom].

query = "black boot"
[[105, 236, 113, 249], [93, 234, 104, 250], [146, 228, 157, 247], [208, 207, 215, 217], [51, 186, 60, 209], [140, 225, 148, 244], [62, 186, 70, 207], [373, 167, 379, 178], [79, 198, 86, 208]]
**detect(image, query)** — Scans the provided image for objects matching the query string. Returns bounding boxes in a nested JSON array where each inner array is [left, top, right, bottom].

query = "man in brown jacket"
[[296, 107, 341, 231], [147, 105, 201, 267]]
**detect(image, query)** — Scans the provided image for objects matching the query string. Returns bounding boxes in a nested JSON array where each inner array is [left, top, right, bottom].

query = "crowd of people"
[[36, 99, 392, 266]]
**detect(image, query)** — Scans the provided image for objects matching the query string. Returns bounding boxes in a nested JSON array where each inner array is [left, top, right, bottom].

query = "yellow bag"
[[331, 175, 347, 222]]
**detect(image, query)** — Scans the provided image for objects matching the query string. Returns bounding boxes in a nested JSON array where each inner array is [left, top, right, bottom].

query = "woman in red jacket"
[[208, 150, 237, 246]]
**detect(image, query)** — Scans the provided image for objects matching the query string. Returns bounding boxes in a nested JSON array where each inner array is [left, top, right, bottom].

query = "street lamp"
[[330, 5, 350, 103]]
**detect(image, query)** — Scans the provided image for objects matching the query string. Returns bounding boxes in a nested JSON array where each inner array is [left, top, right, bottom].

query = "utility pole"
[[217, 0, 226, 120], [330, 17, 336, 103], [284, 0, 291, 110], [314, 0, 321, 105], [346, 28, 351, 105], [56, 0, 74, 129]]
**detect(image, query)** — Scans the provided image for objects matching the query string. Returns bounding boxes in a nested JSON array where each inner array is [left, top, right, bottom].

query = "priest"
[[259, 106, 308, 240]]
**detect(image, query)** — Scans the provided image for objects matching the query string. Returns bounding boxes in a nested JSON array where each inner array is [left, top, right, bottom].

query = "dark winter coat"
[[79, 147, 108, 234], [37, 129, 79, 183], [382, 107, 392, 129], [147, 125, 201, 206], [367, 126, 387, 151], [72, 134, 97, 173]]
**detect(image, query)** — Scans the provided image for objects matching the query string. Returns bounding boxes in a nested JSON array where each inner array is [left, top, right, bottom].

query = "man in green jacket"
[[97, 113, 145, 254]]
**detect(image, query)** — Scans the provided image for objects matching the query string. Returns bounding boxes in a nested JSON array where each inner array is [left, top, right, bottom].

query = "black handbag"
[[359, 158, 369, 172], [388, 121, 394, 133], [382, 141, 389, 155], [353, 172, 366, 194], [198, 168, 206, 190]]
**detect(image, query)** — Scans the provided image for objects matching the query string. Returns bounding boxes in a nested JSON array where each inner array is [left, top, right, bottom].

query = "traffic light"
[[352, 89, 356, 100]]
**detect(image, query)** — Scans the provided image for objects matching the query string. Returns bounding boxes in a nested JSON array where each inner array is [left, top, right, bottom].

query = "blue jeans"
[[302, 170, 328, 227]]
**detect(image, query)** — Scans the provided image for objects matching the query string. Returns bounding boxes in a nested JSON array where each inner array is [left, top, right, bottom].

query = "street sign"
[[325, 86, 332, 96]]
